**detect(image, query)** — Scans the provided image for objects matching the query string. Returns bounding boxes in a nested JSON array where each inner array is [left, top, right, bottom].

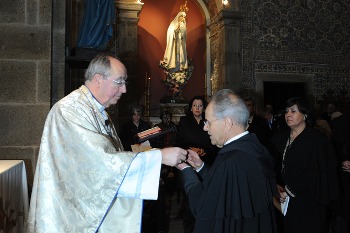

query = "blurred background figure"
[[244, 97, 270, 147], [311, 104, 332, 139], [322, 103, 337, 123], [151, 110, 177, 149], [270, 97, 339, 233], [120, 106, 151, 151], [329, 111, 350, 233], [261, 106, 276, 137]]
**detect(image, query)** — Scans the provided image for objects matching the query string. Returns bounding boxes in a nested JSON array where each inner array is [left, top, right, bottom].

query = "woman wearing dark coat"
[[270, 97, 339, 233], [176, 96, 217, 165], [120, 107, 150, 151]]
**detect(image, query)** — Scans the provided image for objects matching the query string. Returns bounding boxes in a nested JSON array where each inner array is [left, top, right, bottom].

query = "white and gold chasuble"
[[27, 86, 162, 233]]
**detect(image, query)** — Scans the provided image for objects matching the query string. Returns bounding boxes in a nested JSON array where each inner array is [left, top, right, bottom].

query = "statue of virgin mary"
[[161, 11, 188, 72], [160, 11, 193, 100]]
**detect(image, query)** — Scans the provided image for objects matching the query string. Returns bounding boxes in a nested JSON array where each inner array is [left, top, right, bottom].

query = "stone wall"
[[0, 0, 53, 189]]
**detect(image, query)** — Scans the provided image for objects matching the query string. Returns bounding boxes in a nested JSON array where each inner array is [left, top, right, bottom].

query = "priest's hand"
[[161, 147, 188, 167]]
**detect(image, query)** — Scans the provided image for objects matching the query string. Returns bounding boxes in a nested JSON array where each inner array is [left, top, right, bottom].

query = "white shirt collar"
[[224, 131, 249, 145], [93, 97, 105, 114], [86, 87, 107, 119]]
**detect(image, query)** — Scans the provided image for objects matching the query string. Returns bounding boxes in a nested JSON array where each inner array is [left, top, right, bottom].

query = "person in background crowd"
[[120, 106, 151, 151], [261, 106, 276, 137], [151, 110, 177, 149], [270, 97, 339, 233], [27, 53, 188, 233], [330, 111, 350, 233], [322, 103, 337, 122], [244, 97, 271, 147], [312, 104, 332, 139], [176, 89, 278, 233]]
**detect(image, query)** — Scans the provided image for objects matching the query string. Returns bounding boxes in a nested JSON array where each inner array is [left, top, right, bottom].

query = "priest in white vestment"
[[26, 54, 188, 233]]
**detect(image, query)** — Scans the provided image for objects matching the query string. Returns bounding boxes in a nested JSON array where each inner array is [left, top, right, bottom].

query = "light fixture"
[[223, 0, 228, 6]]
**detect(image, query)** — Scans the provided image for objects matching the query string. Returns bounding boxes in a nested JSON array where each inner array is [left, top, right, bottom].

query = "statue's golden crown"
[[180, 0, 189, 12]]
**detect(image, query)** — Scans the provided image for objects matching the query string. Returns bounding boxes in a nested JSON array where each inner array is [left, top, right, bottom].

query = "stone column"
[[113, 1, 144, 129], [210, 10, 243, 94]]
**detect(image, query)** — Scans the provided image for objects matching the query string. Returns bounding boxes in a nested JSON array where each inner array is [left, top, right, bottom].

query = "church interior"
[[0, 0, 350, 232]]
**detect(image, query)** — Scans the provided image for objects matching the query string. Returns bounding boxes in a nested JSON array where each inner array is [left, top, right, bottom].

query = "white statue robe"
[[163, 12, 188, 71], [27, 85, 162, 233]]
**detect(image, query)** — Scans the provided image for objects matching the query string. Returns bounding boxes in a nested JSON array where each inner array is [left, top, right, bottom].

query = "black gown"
[[181, 133, 278, 233], [270, 126, 339, 233]]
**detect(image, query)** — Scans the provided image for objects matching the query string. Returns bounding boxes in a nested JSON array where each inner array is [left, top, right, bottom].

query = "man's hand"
[[189, 147, 206, 156], [161, 147, 188, 167], [342, 160, 350, 173], [186, 149, 203, 170], [175, 162, 190, 170], [277, 184, 288, 203]]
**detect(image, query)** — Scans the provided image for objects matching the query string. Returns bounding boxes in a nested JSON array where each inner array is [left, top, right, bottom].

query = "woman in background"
[[120, 106, 150, 151], [270, 97, 339, 233]]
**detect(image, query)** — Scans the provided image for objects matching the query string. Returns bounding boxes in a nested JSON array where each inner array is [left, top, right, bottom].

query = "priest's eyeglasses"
[[112, 79, 128, 86]]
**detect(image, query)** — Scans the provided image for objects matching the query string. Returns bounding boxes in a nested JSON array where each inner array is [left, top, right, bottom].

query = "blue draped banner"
[[76, 0, 115, 50]]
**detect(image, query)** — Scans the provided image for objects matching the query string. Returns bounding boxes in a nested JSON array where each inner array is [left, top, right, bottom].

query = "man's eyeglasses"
[[112, 79, 128, 86], [203, 118, 224, 127]]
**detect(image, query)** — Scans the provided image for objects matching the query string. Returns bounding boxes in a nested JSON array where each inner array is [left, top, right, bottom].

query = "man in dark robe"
[[176, 89, 278, 233]]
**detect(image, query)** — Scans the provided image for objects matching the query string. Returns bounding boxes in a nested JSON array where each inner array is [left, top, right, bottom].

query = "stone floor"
[[168, 191, 184, 233]]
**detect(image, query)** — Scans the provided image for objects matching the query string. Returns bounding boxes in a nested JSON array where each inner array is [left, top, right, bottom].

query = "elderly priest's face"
[[99, 58, 128, 108]]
